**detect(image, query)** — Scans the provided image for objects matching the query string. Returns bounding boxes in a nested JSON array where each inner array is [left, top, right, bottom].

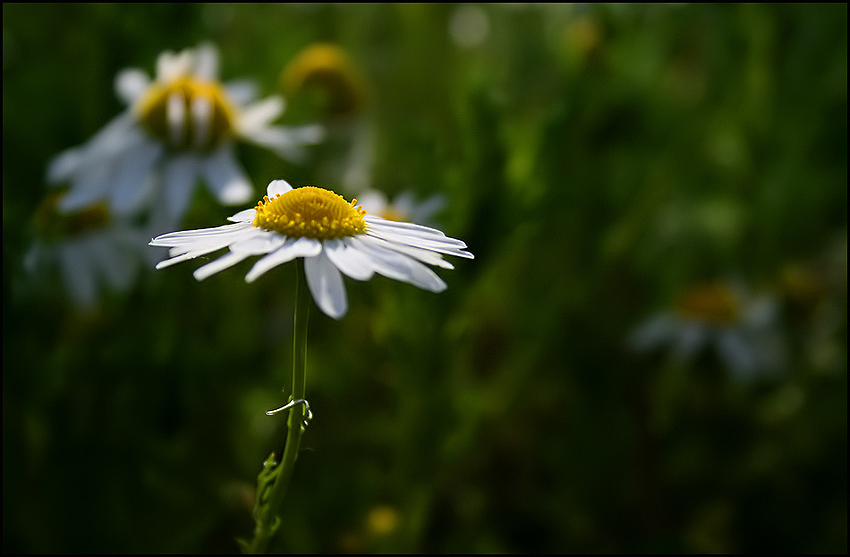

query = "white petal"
[[115, 68, 151, 105], [743, 296, 779, 330], [366, 222, 472, 255], [156, 49, 189, 83], [50, 113, 146, 188], [245, 237, 321, 283], [159, 227, 259, 259], [367, 225, 472, 258], [82, 112, 146, 159], [349, 236, 447, 292], [356, 190, 389, 215], [167, 91, 187, 146], [109, 139, 163, 215], [237, 96, 284, 136], [87, 231, 138, 291], [96, 113, 150, 157], [46, 147, 85, 185], [391, 192, 415, 216], [193, 251, 252, 281], [627, 314, 677, 352], [225, 80, 258, 105], [324, 238, 375, 281], [58, 173, 111, 213], [717, 330, 758, 376], [243, 124, 325, 164], [364, 215, 452, 238], [150, 222, 251, 246], [151, 224, 256, 268], [200, 144, 253, 205], [155, 250, 208, 270], [229, 231, 287, 254], [675, 323, 707, 359], [359, 233, 454, 269], [347, 237, 408, 282], [366, 219, 468, 246], [57, 157, 115, 211], [192, 43, 220, 80], [401, 260, 446, 292], [284, 124, 324, 145], [162, 155, 200, 220], [341, 127, 373, 192], [409, 193, 447, 223], [191, 94, 213, 149], [304, 251, 348, 319], [267, 180, 292, 197], [228, 208, 257, 223]]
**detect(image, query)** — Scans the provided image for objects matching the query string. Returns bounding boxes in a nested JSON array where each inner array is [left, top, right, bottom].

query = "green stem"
[[244, 260, 310, 554]]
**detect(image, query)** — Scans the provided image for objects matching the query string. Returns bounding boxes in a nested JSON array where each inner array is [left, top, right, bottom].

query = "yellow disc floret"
[[281, 43, 367, 118], [135, 77, 236, 151], [253, 186, 368, 240], [674, 282, 740, 325]]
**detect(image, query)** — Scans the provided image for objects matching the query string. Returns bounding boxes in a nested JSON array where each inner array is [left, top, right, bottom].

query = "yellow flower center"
[[135, 77, 236, 151], [35, 191, 110, 241], [253, 186, 367, 240], [281, 43, 366, 118], [367, 505, 399, 536], [674, 283, 740, 325], [780, 265, 825, 320]]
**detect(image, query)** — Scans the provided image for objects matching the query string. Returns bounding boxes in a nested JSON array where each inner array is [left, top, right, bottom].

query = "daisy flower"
[[356, 189, 446, 226], [281, 42, 375, 194], [150, 179, 473, 319], [628, 280, 785, 378], [47, 43, 324, 228], [24, 191, 147, 308]]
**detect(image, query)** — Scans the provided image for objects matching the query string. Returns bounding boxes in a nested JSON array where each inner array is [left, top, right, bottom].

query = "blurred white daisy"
[[356, 189, 446, 226], [48, 43, 324, 229], [280, 42, 375, 194], [150, 179, 473, 319], [24, 192, 147, 308], [628, 280, 786, 378]]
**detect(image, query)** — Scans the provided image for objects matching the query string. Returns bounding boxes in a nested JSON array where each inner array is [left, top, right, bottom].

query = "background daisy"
[[356, 189, 446, 226], [24, 192, 148, 309], [628, 280, 787, 378], [47, 43, 324, 230]]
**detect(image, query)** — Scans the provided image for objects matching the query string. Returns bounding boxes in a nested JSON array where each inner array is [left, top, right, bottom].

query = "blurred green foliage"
[[3, 3, 846, 553]]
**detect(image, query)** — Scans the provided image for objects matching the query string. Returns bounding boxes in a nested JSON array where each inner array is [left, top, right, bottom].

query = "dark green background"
[[3, 3, 846, 553]]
